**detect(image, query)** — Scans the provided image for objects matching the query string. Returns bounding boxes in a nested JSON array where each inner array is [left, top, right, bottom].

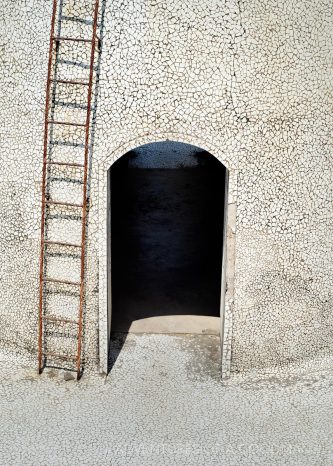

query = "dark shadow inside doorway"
[[108, 141, 226, 371]]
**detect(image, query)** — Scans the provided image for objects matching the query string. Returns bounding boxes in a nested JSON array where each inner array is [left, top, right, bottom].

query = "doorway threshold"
[[112, 315, 220, 335]]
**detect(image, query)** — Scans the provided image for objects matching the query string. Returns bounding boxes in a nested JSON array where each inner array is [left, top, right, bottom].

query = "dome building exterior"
[[0, 0, 332, 379]]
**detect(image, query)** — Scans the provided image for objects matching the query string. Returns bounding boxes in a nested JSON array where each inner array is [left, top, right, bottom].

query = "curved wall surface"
[[0, 0, 332, 374]]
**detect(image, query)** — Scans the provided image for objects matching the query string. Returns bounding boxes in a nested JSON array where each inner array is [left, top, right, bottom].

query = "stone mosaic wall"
[[0, 0, 332, 374]]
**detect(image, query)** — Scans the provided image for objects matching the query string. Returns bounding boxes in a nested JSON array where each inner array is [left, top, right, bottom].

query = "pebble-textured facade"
[[0, 0, 332, 376]]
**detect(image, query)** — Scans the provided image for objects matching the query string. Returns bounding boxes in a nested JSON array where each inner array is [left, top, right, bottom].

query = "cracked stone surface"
[[0, 0, 332, 376], [1, 333, 333, 465]]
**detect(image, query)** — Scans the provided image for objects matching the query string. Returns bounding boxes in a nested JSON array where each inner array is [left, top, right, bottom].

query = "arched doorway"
[[109, 141, 227, 342]]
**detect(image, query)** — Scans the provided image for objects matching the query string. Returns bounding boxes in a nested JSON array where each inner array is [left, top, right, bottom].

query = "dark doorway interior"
[[110, 141, 226, 333]]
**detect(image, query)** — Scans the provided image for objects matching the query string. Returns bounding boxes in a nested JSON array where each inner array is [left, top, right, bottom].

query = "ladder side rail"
[[48, 0, 65, 152], [76, 0, 101, 378], [38, 0, 59, 373]]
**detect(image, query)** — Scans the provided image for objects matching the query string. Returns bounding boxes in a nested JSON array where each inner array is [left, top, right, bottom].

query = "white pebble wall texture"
[[0, 0, 332, 375]]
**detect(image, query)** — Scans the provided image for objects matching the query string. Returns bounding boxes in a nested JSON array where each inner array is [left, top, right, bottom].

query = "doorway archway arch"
[[96, 132, 236, 377]]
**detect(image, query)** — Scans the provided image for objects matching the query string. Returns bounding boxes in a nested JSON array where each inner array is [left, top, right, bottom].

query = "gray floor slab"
[[1, 333, 333, 466]]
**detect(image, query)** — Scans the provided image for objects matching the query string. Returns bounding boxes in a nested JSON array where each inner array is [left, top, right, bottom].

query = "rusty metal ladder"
[[38, 0, 101, 379]]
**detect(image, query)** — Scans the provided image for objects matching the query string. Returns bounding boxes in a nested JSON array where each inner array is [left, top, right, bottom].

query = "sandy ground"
[[1, 333, 333, 465]]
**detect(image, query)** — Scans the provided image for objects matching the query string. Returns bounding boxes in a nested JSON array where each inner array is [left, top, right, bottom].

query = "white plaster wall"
[[0, 0, 332, 374]]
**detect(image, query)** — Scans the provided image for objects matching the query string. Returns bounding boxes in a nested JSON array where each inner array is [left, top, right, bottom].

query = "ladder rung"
[[44, 352, 77, 361], [44, 240, 82, 248], [48, 120, 86, 127], [46, 200, 83, 208], [53, 36, 93, 43], [43, 278, 81, 286], [48, 161, 85, 168], [44, 315, 79, 325], [51, 79, 89, 86]]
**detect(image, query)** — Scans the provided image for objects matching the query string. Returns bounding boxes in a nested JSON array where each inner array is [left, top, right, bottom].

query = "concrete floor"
[[110, 164, 225, 334], [1, 333, 333, 465]]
